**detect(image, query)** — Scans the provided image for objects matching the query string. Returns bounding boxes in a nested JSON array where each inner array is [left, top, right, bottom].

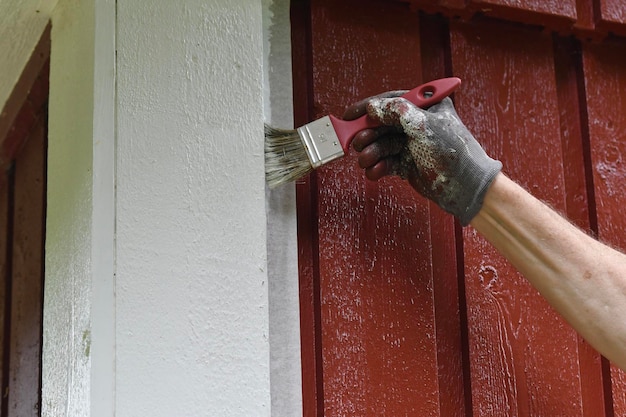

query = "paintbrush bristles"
[[264, 124, 313, 188]]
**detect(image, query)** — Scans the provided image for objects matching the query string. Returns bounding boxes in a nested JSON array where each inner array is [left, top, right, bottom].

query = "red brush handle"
[[329, 77, 461, 151]]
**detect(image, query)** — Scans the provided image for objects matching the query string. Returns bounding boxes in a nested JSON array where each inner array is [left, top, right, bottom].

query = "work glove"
[[343, 94, 502, 226]]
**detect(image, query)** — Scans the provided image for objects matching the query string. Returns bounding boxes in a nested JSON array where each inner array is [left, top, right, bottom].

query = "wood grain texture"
[[402, 0, 470, 18], [297, 2, 626, 415], [553, 34, 610, 417], [291, 1, 324, 415], [393, 0, 626, 38], [451, 20, 591, 417], [398, 0, 580, 32], [0, 23, 50, 152], [307, 0, 464, 414], [471, 0, 577, 18], [573, 0, 596, 35], [420, 14, 468, 417], [296, 175, 325, 417], [7, 117, 45, 417], [1, 63, 49, 174], [597, 0, 626, 34], [581, 39, 626, 417], [0, 167, 9, 414], [469, 0, 577, 31]]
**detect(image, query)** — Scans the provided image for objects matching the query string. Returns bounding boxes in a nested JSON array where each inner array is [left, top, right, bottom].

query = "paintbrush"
[[264, 77, 461, 188]]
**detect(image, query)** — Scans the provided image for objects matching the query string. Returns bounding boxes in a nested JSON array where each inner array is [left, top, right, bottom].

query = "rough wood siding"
[[6, 116, 46, 417], [582, 40, 626, 416], [452, 19, 604, 417], [0, 29, 49, 417], [294, 0, 626, 415]]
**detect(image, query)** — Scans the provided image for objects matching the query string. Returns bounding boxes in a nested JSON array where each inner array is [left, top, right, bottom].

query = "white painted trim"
[[90, 0, 116, 414], [43, 0, 98, 414], [263, 0, 304, 416], [43, 0, 299, 415]]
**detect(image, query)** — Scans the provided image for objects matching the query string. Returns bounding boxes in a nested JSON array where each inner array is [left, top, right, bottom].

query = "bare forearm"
[[471, 173, 626, 369]]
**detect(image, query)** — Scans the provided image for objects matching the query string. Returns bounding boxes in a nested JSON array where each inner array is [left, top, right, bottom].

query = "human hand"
[[343, 94, 502, 225]]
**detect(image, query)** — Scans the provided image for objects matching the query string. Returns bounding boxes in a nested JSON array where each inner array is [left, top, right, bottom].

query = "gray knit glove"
[[347, 96, 502, 225]]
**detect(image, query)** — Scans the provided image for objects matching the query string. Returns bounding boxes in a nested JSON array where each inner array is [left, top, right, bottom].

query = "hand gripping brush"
[[264, 77, 461, 188]]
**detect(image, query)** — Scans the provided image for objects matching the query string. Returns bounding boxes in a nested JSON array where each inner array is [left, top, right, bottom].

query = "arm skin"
[[471, 172, 626, 370]]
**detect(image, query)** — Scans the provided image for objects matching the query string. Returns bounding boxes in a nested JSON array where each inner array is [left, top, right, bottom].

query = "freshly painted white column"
[[43, 0, 296, 415], [43, 0, 117, 415], [90, 0, 117, 414], [43, 0, 98, 415], [115, 1, 271, 416]]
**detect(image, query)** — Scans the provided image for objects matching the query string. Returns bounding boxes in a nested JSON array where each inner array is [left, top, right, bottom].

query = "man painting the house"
[[344, 93, 626, 371]]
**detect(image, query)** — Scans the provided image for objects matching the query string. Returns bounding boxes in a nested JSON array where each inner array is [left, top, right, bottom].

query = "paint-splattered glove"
[[344, 95, 502, 226]]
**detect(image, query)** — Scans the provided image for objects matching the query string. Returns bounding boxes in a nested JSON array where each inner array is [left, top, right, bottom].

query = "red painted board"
[[582, 39, 626, 417], [469, 0, 577, 31], [0, 24, 49, 149], [0, 168, 8, 414], [573, 0, 596, 35], [1, 60, 50, 174], [596, 0, 626, 34], [420, 14, 468, 417], [296, 176, 324, 417], [309, 0, 422, 112], [399, 0, 471, 18], [291, 0, 324, 415], [598, 0, 626, 22], [307, 0, 463, 414], [8, 118, 46, 416], [451, 20, 593, 417], [553, 35, 608, 417], [397, 0, 599, 38], [471, 0, 577, 18]]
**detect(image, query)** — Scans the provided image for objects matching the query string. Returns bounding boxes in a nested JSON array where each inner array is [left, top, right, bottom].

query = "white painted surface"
[[43, 0, 96, 415], [115, 1, 271, 416], [90, 0, 117, 415], [43, 0, 118, 414], [263, 0, 304, 415], [2, 0, 301, 415]]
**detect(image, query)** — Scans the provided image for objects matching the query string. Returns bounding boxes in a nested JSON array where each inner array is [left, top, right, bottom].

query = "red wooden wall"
[[0, 25, 49, 417], [292, 0, 626, 415]]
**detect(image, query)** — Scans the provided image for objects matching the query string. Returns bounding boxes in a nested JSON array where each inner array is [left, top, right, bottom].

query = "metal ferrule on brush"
[[297, 116, 346, 168]]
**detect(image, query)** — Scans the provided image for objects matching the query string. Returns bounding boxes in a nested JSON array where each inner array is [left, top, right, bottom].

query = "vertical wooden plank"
[[420, 13, 468, 417], [0, 168, 10, 415], [553, 34, 609, 417], [2, 63, 49, 172], [295, 176, 325, 417], [299, 3, 626, 417], [291, 0, 325, 415], [7, 118, 46, 416], [451, 20, 589, 417], [581, 39, 626, 417], [574, 0, 596, 36], [296, 173, 324, 417], [307, 0, 453, 414], [553, 36, 593, 233]]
